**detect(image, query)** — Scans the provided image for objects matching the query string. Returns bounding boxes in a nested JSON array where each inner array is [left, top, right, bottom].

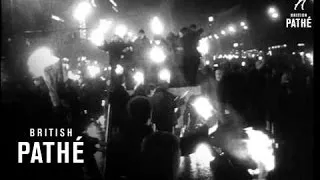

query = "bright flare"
[[241, 61, 246, 67], [244, 127, 275, 172], [158, 69, 171, 83], [73, 1, 92, 22], [240, 21, 246, 26], [133, 71, 144, 85], [193, 143, 215, 162], [27, 47, 59, 77], [306, 52, 313, 65], [87, 65, 101, 78], [150, 46, 166, 63], [228, 25, 236, 33], [192, 97, 215, 120], [221, 30, 226, 35], [115, 64, 124, 75], [214, 34, 219, 39], [151, 16, 164, 35], [208, 16, 214, 22], [89, 19, 112, 46], [115, 24, 128, 38], [67, 71, 81, 81], [197, 37, 209, 55]]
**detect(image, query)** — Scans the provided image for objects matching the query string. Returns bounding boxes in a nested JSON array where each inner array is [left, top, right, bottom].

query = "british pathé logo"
[[286, 0, 312, 28]]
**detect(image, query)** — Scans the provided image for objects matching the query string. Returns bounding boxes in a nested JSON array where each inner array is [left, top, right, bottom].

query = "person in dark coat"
[[132, 29, 151, 71], [105, 96, 154, 180], [181, 25, 203, 85], [150, 82, 177, 133]]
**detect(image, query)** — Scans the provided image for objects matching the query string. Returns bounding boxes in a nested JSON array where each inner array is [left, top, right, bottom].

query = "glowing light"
[[228, 25, 236, 33], [109, 0, 117, 7], [89, 29, 104, 46], [27, 47, 59, 77], [306, 52, 313, 65], [115, 64, 124, 75], [133, 71, 144, 85], [233, 43, 239, 48], [87, 65, 101, 78], [68, 71, 81, 81], [297, 43, 305, 47], [51, 15, 64, 22], [214, 34, 219, 39], [192, 96, 215, 120], [240, 21, 246, 26], [205, 60, 210, 65], [115, 24, 128, 38], [214, 64, 219, 67], [127, 31, 133, 38], [241, 61, 246, 66], [208, 16, 214, 22], [112, 6, 119, 12], [73, 1, 92, 22], [299, 52, 305, 56], [208, 123, 218, 135], [243, 25, 248, 30], [101, 100, 106, 106], [271, 13, 279, 19], [151, 16, 164, 35], [268, 7, 277, 14], [197, 37, 209, 55], [258, 56, 263, 60], [91, 0, 97, 7], [154, 40, 161, 45], [193, 143, 215, 162], [150, 46, 166, 63], [221, 30, 226, 35], [158, 69, 171, 83], [244, 127, 275, 172], [100, 76, 106, 81], [248, 168, 260, 175]]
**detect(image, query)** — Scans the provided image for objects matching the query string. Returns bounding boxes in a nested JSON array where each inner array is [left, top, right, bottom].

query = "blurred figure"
[[105, 96, 154, 180], [100, 35, 130, 85], [132, 29, 151, 72], [109, 84, 130, 132], [151, 81, 178, 133], [181, 25, 204, 85], [139, 132, 180, 180]]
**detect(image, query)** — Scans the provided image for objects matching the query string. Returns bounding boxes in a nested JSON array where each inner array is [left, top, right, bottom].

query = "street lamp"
[[221, 30, 226, 36], [73, 1, 93, 39], [115, 24, 128, 38], [240, 21, 246, 27], [208, 16, 214, 22], [228, 25, 236, 33], [267, 6, 280, 20]]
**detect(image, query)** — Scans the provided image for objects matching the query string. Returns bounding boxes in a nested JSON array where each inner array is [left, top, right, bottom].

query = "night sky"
[[1, 0, 314, 48]]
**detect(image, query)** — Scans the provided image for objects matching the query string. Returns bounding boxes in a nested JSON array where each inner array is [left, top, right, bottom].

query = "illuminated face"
[[215, 70, 223, 82]]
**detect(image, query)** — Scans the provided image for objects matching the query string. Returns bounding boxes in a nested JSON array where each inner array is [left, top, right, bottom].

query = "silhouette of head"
[[140, 132, 181, 180], [127, 96, 152, 125]]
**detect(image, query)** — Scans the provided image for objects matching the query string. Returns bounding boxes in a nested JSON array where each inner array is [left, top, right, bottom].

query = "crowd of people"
[[99, 24, 204, 88], [1, 24, 313, 180]]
